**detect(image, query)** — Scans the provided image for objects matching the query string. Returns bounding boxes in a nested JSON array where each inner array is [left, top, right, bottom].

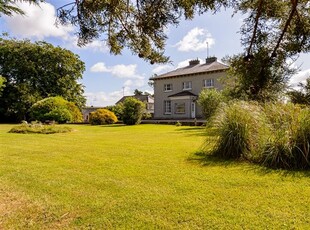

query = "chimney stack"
[[189, 59, 200, 66], [205, 57, 217, 64]]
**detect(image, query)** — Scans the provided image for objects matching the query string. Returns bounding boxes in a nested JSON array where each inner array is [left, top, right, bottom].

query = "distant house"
[[150, 57, 228, 119], [116, 94, 154, 115]]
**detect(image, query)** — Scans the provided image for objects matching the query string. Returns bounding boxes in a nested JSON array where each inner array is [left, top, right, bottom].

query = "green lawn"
[[0, 124, 309, 229]]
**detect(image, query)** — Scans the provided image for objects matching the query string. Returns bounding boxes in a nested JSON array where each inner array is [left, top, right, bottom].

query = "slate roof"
[[168, 91, 197, 98], [116, 95, 154, 104], [150, 58, 229, 80]]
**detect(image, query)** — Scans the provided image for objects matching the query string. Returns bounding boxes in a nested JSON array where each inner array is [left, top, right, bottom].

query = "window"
[[204, 79, 214, 88], [182, 81, 192, 90], [175, 103, 185, 114], [164, 100, 171, 114], [164, 84, 173, 92]]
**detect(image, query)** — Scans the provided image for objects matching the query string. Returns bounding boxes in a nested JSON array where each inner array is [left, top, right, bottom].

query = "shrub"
[[206, 101, 268, 160], [122, 97, 145, 125], [89, 109, 118, 125], [105, 103, 124, 120], [261, 103, 310, 169], [198, 89, 225, 120], [29, 96, 82, 123], [9, 122, 73, 134]]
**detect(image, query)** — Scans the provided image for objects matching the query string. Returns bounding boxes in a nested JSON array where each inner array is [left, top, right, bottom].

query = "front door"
[[191, 102, 196, 118]]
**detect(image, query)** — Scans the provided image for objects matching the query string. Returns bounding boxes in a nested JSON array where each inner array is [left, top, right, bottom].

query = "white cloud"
[[70, 38, 109, 53], [90, 63, 109, 73], [175, 27, 215, 52], [4, 2, 73, 40], [290, 68, 310, 87], [90, 62, 143, 79], [152, 64, 174, 74]]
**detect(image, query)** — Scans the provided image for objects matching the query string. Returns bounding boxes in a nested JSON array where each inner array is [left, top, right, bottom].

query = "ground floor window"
[[164, 100, 171, 114], [175, 103, 185, 114]]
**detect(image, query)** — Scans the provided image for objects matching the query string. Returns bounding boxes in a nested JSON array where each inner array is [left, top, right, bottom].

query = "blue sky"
[[1, 1, 309, 106]]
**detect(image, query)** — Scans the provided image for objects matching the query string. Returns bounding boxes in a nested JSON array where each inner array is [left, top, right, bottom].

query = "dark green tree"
[[0, 0, 40, 16], [0, 38, 86, 122], [288, 77, 310, 105], [29, 96, 83, 124], [122, 97, 145, 125], [134, 89, 143, 96]]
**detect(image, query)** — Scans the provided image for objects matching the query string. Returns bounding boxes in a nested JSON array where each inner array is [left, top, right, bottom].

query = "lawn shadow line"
[[188, 151, 310, 178]]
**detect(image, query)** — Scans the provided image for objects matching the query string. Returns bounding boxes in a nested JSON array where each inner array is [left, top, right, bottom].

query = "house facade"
[[150, 57, 228, 119]]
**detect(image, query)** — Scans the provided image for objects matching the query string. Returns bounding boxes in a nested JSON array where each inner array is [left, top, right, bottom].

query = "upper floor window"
[[182, 81, 192, 90], [164, 84, 173, 92], [204, 79, 214, 88]]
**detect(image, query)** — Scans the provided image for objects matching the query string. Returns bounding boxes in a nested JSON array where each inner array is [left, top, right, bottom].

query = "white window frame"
[[164, 100, 172, 114], [175, 103, 186, 114], [164, 84, 173, 92], [182, 81, 192, 90], [204, 79, 215, 88]]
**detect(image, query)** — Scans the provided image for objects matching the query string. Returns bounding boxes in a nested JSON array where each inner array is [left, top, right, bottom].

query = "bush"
[[261, 103, 310, 169], [9, 121, 73, 134], [122, 97, 145, 125], [105, 103, 124, 120], [89, 109, 118, 125], [29, 96, 82, 123], [198, 89, 225, 120], [206, 101, 268, 160], [206, 101, 310, 170]]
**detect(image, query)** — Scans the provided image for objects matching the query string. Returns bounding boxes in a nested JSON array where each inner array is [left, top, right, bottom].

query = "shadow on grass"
[[176, 127, 218, 137], [188, 151, 310, 178], [187, 150, 238, 167]]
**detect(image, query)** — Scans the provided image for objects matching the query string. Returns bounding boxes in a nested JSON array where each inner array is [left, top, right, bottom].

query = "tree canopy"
[[0, 38, 86, 122], [2, 1, 310, 101]]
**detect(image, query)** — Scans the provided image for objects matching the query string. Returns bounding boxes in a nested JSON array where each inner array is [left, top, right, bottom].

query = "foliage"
[[29, 96, 83, 124], [198, 89, 225, 120], [206, 101, 310, 169], [134, 89, 143, 96], [54, 0, 310, 66], [0, 0, 40, 16], [261, 103, 310, 169], [122, 97, 145, 125], [0, 75, 5, 95], [89, 108, 118, 125], [105, 103, 124, 120], [224, 50, 296, 101], [0, 38, 85, 122], [288, 77, 310, 105], [206, 101, 268, 160], [8, 122, 73, 134]]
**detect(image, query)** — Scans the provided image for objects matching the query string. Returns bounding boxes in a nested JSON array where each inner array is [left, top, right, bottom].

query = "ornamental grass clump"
[[207, 101, 268, 160], [261, 103, 310, 169]]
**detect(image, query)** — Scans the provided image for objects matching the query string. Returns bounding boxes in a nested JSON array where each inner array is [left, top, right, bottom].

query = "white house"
[[150, 57, 228, 119]]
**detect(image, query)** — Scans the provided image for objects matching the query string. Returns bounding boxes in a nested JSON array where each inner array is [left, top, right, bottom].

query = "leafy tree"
[[134, 89, 143, 96], [122, 97, 145, 125], [0, 0, 40, 16], [288, 77, 310, 105], [105, 103, 124, 121], [0, 38, 85, 122], [0, 75, 5, 95], [198, 89, 225, 120], [29, 96, 83, 123], [55, 1, 309, 65]]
